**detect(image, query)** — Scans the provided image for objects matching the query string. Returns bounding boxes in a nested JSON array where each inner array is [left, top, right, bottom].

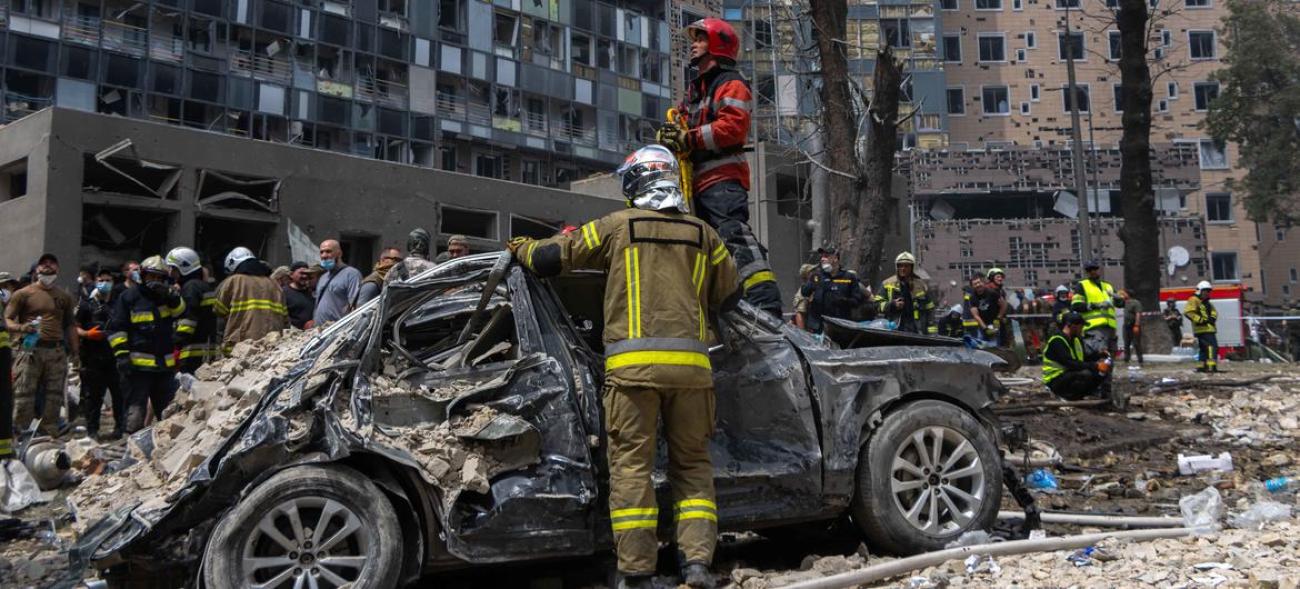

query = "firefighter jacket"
[[1184, 294, 1218, 334], [108, 285, 186, 372], [877, 275, 936, 334], [685, 65, 752, 192], [174, 275, 221, 362], [515, 208, 740, 389], [1052, 299, 1073, 328], [800, 269, 866, 333], [1071, 278, 1120, 331], [214, 272, 288, 352]]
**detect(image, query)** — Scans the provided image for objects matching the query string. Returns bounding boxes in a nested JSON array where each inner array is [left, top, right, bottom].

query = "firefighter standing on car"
[[877, 252, 935, 334], [509, 146, 738, 589], [1042, 312, 1108, 400], [108, 256, 185, 432], [801, 247, 867, 335], [656, 17, 781, 318], [166, 247, 220, 373], [214, 247, 288, 354], [1071, 260, 1122, 397], [1185, 281, 1219, 373]]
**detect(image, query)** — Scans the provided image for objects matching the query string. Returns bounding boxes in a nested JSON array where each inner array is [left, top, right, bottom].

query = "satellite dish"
[[1168, 246, 1190, 267]]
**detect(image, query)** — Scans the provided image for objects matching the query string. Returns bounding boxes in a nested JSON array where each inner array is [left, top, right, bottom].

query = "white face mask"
[[38, 274, 57, 287], [0, 289, 8, 304], [820, 262, 833, 273]]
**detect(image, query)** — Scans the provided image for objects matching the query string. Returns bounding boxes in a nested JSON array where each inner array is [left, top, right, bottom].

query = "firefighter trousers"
[[693, 181, 782, 317], [80, 364, 125, 437], [604, 383, 717, 576], [1196, 332, 1218, 370], [125, 371, 177, 433]]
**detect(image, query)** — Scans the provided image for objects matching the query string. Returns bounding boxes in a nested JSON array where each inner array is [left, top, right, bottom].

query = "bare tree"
[[1115, 0, 1162, 312]]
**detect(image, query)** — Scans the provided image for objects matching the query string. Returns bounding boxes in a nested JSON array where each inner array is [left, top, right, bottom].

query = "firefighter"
[[509, 146, 739, 589], [1071, 260, 1122, 396], [214, 247, 288, 354], [166, 247, 220, 374], [1051, 285, 1073, 332], [877, 251, 935, 334], [801, 247, 867, 334], [1042, 313, 1108, 400], [656, 17, 781, 318], [938, 304, 965, 338], [985, 267, 1009, 344], [108, 256, 185, 432], [1185, 281, 1219, 372]]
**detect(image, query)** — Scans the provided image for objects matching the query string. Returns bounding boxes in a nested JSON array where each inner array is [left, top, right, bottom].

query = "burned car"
[[74, 253, 1007, 588]]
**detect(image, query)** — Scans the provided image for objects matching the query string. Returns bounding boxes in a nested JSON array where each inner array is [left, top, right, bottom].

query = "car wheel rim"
[[889, 426, 985, 535], [241, 496, 371, 589]]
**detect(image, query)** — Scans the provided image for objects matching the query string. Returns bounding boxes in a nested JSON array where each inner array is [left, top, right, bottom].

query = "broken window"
[[881, 19, 911, 49], [82, 140, 181, 199], [81, 204, 173, 263], [0, 159, 28, 201], [196, 169, 280, 212], [441, 205, 498, 240]]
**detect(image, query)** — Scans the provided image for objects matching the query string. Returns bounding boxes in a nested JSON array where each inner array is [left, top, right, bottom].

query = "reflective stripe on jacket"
[[107, 286, 186, 371], [1184, 295, 1218, 334], [516, 208, 740, 388], [1071, 279, 1118, 331], [686, 66, 752, 192], [215, 273, 288, 352], [175, 277, 221, 363], [877, 275, 936, 334]]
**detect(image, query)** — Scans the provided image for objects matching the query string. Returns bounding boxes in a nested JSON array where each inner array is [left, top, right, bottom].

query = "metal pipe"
[[779, 527, 1193, 589], [998, 510, 1184, 528]]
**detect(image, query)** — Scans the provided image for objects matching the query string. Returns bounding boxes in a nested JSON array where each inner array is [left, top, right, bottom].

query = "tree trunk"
[[1117, 0, 1161, 311], [858, 48, 904, 285], [808, 0, 862, 264]]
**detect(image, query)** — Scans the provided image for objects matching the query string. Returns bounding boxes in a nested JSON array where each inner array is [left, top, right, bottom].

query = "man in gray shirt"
[[1121, 289, 1144, 364], [313, 239, 362, 325]]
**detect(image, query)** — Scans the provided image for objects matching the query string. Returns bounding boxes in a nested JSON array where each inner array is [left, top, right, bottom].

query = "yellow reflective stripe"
[[625, 248, 635, 338], [611, 507, 659, 518], [229, 300, 288, 315], [743, 270, 777, 291], [160, 299, 186, 318], [606, 350, 712, 371], [623, 247, 642, 338], [200, 295, 219, 307], [108, 333, 128, 347], [710, 243, 728, 265], [525, 241, 537, 269], [676, 511, 718, 522], [676, 499, 717, 510], [130, 312, 155, 323], [582, 222, 601, 250], [611, 519, 660, 531], [212, 298, 230, 315], [632, 248, 642, 337]]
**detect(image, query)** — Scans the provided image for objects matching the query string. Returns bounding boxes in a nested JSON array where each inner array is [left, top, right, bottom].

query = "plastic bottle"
[[1263, 477, 1297, 494], [21, 317, 41, 349]]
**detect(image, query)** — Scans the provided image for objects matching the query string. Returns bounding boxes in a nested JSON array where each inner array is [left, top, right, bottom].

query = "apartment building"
[[0, 0, 683, 187]]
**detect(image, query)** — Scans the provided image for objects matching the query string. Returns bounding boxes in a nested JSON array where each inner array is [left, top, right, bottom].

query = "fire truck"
[[1160, 284, 1248, 356]]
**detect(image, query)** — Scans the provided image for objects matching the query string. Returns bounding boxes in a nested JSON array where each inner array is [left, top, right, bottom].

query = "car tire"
[[202, 464, 404, 589], [850, 400, 1002, 555]]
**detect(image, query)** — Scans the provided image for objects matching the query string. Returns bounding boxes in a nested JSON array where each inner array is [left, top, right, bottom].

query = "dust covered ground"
[[3, 355, 1299, 588]]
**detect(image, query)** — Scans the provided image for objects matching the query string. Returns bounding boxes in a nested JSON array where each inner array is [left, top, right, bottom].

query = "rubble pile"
[[67, 329, 317, 533], [1158, 380, 1300, 451]]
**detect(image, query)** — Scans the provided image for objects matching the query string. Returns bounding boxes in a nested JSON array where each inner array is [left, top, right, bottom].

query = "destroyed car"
[[73, 253, 1008, 588]]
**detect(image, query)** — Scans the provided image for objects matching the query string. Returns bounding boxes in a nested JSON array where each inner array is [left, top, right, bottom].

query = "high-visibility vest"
[[1042, 334, 1084, 384], [1074, 279, 1117, 331]]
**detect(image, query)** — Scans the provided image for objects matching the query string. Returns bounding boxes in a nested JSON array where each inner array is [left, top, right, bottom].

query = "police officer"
[[108, 256, 185, 432], [657, 17, 781, 318], [166, 247, 220, 374], [877, 251, 935, 334], [1185, 281, 1219, 373], [1042, 313, 1108, 400], [1071, 260, 1122, 396], [801, 247, 867, 334], [510, 146, 737, 589]]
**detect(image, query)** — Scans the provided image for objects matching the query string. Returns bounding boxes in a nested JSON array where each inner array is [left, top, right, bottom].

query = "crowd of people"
[[0, 231, 472, 460]]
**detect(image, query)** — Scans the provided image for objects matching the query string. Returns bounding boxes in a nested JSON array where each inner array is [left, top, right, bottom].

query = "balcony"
[[436, 92, 465, 119], [63, 15, 101, 45], [555, 121, 596, 146], [466, 101, 491, 126], [149, 35, 184, 62], [102, 20, 148, 56], [356, 77, 408, 108], [231, 49, 292, 83], [523, 111, 548, 137]]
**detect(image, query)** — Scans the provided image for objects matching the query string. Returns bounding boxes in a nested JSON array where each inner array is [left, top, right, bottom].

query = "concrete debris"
[[67, 328, 316, 534]]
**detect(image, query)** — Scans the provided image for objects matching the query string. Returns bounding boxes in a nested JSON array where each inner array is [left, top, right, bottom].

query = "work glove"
[[84, 326, 105, 342], [983, 325, 998, 337], [656, 124, 690, 154], [506, 237, 530, 258]]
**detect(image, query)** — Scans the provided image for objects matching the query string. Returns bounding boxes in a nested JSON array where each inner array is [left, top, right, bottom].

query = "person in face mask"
[[356, 247, 402, 306], [4, 253, 79, 439], [800, 246, 867, 334], [313, 239, 363, 325], [107, 256, 185, 432], [77, 269, 125, 439], [120, 260, 142, 290]]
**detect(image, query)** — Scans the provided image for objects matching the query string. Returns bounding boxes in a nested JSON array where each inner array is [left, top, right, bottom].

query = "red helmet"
[[686, 18, 740, 62]]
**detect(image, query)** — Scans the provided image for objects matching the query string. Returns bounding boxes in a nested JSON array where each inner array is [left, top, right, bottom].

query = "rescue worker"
[[214, 247, 288, 354], [1163, 300, 1184, 346], [1071, 260, 1122, 396], [1042, 313, 1108, 400], [76, 268, 125, 439], [877, 251, 935, 334], [801, 247, 867, 334], [166, 247, 221, 374], [357, 246, 402, 305], [938, 304, 965, 338], [657, 17, 782, 318], [1120, 289, 1144, 364], [792, 263, 816, 330], [432, 233, 470, 264], [5, 253, 78, 438], [0, 272, 14, 459], [391, 228, 439, 282], [108, 256, 184, 432], [963, 275, 998, 343], [986, 267, 1009, 344], [1184, 281, 1219, 372], [509, 146, 738, 589]]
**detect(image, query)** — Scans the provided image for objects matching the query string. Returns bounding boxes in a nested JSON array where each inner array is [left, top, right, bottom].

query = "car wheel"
[[202, 464, 404, 589], [850, 400, 1001, 555]]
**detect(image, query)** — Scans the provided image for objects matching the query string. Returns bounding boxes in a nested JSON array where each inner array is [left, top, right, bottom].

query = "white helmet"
[[1055, 284, 1069, 294], [225, 247, 255, 274], [616, 145, 687, 213], [165, 246, 202, 276], [895, 251, 916, 265], [1196, 280, 1212, 291], [949, 304, 962, 315]]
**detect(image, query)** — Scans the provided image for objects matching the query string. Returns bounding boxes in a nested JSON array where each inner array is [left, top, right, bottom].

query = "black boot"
[[683, 563, 715, 589], [616, 573, 653, 589]]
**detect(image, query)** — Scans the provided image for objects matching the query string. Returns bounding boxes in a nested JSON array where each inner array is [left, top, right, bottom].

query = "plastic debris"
[[1180, 486, 1224, 532], [964, 554, 1001, 575], [905, 576, 938, 589], [1024, 468, 1059, 490], [1228, 501, 1292, 531], [1066, 545, 1117, 567], [1177, 452, 1234, 475], [944, 529, 995, 549], [0, 460, 44, 513]]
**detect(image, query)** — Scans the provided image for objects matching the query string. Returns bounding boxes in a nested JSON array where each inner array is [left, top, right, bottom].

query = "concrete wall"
[[0, 110, 53, 280]]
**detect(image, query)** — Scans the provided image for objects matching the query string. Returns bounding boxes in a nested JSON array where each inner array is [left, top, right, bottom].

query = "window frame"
[[941, 0, 959, 10], [981, 85, 1011, 116], [1193, 81, 1220, 111], [1057, 30, 1086, 61], [977, 33, 1008, 63], [975, 0, 1003, 10], [1186, 0, 1211, 8], [1112, 84, 1124, 113], [1205, 192, 1233, 223], [947, 86, 966, 116], [1061, 83, 1091, 113], [1197, 138, 1229, 169], [1211, 251, 1239, 283], [1107, 30, 1121, 61], [1188, 30, 1216, 60], [942, 33, 963, 62]]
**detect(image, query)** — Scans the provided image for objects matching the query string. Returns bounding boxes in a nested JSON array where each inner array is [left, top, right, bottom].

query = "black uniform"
[[937, 312, 965, 338], [77, 291, 124, 437], [801, 268, 867, 334], [282, 285, 315, 329], [174, 274, 220, 374], [1042, 334, 1104, 400], [108, 283, 185, 432]]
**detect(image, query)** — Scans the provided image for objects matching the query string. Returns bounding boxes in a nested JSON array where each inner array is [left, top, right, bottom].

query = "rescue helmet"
[[895, 251, 917, 265], [224, 246, 256, 274], [686, 18, 740, 63], [1196, 280, 1213, 291], [949, 304, 962, 315], [1084, 259, 1102, 270], [1064, 312, 1086, 326], [140, 255, 170, 278], [1055, 284, 1070, 295], [165, 246, 202, 276], [407, 227, 431, 257], [986, 267, 1005, 279], [616, 145, 686, 212]]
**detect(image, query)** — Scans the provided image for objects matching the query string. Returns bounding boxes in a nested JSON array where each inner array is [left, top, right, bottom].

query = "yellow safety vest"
[[1074, 279, 1117, 331], [1042, 334, 1084, 384]]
